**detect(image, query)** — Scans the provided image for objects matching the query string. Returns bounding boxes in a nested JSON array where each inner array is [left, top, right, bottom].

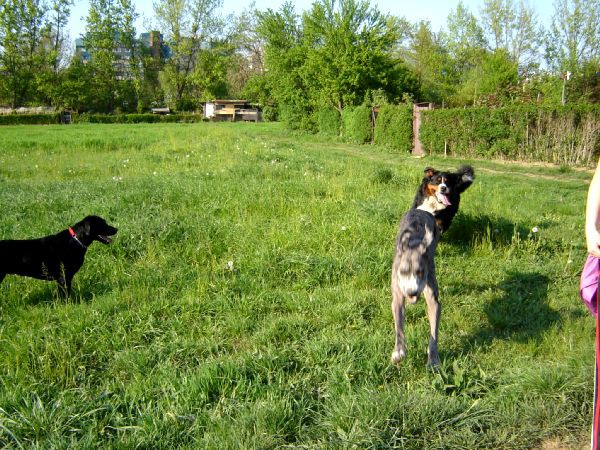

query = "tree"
[[55, 57, 95, 111], [302, 0, 414, 112], [0, 0, 49, 107], [228, 3, 265, 99], [403, 20, 455, 104], [480, 0, 542, 71], [153, 0, 225, 110], [443, 1, 486, 76], [256, 0, 418, 130], [545, 0, 600, 102], [255, 2, 308, 126], [546, 0, 599, 72], [456, 48, 519, 106], [48, 0, 73, 74], [83, 0, 138, 112]]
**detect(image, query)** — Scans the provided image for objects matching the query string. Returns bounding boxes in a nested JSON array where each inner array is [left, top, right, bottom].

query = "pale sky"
[[67, 0, 555, 42]]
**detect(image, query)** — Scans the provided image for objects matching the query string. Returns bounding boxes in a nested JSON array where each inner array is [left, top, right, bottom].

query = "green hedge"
[[0, 113, 206, 125], [317, 107, 341, 136], [0, 113, 61, 125], [75, 113, 205, 124], [374, 104, 413, 151], [341, 106, 373, 144], [419, 105, 600, 166]]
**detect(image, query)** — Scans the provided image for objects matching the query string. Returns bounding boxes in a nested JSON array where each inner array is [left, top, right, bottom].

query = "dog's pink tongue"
[[436, 191, 451, 206]]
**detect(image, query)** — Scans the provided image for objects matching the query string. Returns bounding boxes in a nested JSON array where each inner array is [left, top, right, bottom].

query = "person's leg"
[[593, 314, 600, 450]]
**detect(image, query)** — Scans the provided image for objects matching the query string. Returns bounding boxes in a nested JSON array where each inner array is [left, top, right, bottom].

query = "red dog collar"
[[69, 227, 87, 249]]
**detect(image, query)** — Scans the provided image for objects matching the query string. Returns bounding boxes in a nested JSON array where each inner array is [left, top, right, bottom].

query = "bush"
[[419, 105, 600, 166], [262, 106, 278, 122], [74, 113, 204, 124], [317, 108, 341, 136], [0, 113, 61, 125], [280, 104, 316, 132], [0, 112, 208, 126], [341, 106, 373, 144], [374, 104, 413, 151]]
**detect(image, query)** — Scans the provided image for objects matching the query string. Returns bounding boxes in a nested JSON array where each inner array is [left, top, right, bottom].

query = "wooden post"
[[412, 102, 433, 156]]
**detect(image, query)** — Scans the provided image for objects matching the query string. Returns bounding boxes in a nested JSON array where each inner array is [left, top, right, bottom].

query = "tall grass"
[[0, 122, 594, 448]]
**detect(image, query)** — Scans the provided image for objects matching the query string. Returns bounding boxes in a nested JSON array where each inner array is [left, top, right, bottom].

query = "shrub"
[[0, 113, 61, 125], [419, 105, 600, 166], [374, 104, 413, 151], [280, 104, 316, 132], [341, 106, 373, 144], [317, 108, 341, 136], [262, 106, 278, 122], [73, 114, 204, 124]]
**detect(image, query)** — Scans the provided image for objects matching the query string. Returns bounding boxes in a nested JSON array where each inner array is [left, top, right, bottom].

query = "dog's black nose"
[[439, 185, 448, 194], [406, 289, 419, 297]]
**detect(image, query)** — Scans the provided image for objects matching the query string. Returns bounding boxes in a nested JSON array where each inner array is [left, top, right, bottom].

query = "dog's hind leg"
[[423, 279, 441, 368], [391, 273, 406, 364]]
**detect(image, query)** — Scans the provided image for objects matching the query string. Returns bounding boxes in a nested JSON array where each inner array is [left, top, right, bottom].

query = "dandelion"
[[532, 226, 539, 233], [226, 261, 234, 271], [341, 226, 347, 231]]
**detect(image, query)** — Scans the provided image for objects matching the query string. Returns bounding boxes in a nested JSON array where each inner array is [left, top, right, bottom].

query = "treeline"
[[0, 0, 598, 123]]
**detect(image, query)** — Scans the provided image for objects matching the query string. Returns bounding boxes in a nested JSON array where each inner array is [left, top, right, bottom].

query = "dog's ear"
[[424, 167, 436, 178]]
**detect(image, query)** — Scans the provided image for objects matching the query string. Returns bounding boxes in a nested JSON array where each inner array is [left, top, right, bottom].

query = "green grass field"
[[0, 122, 595, 448]]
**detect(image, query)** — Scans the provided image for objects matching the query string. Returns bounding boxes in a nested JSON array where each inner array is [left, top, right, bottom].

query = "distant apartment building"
[[139, 31, 171, 59], [74, 38, 91, 63], [74, 31, 170, 79]]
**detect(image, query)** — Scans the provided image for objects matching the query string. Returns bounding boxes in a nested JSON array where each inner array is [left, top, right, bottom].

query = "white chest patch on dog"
[[396, 269, 425, 298]]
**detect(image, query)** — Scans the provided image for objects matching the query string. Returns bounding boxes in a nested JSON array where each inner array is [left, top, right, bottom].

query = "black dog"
[[412, 165, 474, 232], [0, 215, 117, 297]]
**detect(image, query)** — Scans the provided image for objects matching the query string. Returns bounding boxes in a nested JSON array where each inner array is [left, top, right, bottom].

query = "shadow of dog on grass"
[[461, 271, 560, 350]]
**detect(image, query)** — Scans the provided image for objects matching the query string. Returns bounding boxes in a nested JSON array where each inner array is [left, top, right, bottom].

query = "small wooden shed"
[[203, 100, 261, 122]]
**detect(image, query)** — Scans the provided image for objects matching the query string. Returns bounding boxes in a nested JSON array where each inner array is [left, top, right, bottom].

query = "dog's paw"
[[391, 350, 405, 364], [426, 354, 441, 369]]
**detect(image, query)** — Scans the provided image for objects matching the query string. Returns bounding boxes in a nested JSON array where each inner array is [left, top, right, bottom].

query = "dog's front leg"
[[423, 282, 441, 368], [391, 278, 406, 364], [57, 278, 69, 298], [56, 264, 71, 298]]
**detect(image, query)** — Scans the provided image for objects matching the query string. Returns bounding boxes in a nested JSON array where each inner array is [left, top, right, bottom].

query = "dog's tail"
[[397, 212, 434, 251]]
